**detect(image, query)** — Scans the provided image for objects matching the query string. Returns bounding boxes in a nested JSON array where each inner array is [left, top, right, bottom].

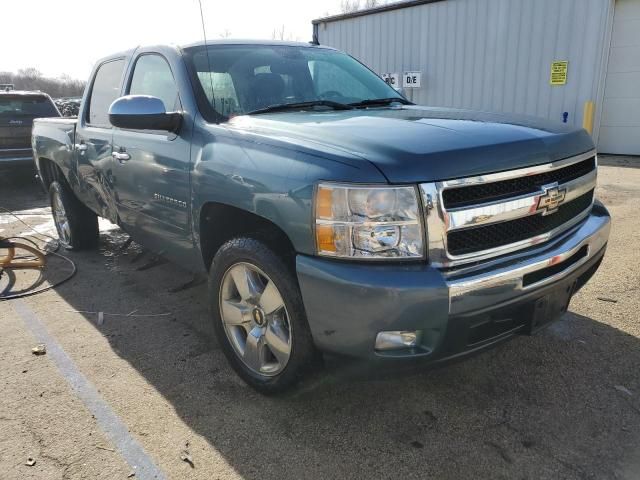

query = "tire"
[[49, 180, 99, 250], [209, 237, 319, 394]]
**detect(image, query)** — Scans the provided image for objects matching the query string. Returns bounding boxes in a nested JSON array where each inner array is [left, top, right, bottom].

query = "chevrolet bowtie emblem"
[[537, 183, 566, 215]]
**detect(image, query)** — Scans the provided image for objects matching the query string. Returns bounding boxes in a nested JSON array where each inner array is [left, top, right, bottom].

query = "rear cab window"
[[308, 60, 370, 98], [197, 72, 239, 117], [87, 59, 125, 127]]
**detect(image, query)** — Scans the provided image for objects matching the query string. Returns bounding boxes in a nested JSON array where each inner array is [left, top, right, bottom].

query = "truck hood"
[[228, 106, 595, 183]]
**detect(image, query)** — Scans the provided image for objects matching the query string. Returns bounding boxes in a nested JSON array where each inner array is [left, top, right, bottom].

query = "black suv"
[[1, 91, 60, 170]]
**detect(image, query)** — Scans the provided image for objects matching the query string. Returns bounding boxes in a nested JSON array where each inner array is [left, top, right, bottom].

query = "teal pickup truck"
[[32, 40, 610, 393]]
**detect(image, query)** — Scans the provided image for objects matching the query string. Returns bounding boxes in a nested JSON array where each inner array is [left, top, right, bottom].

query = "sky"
[[0, 0, 346, 80]]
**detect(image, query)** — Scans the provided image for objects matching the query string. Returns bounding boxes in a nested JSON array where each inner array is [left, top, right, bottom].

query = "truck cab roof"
[[179, 39, 331, 49], [95, 40, 334, 65]]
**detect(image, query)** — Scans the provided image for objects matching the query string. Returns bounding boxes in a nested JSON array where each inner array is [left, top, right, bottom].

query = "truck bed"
[[32, 117, 77, 179], [32, 118, 77, 188]]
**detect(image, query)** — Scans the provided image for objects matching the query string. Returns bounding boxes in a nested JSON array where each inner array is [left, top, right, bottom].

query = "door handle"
[[76, 143, 88, 152], [112, 151, 131, 163]]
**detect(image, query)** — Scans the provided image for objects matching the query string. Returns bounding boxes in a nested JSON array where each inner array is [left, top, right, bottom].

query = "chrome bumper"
[[447, 203, 610, 315]]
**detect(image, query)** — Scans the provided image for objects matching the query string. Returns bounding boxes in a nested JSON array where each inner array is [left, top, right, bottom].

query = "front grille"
[[442, 156, 595, 209], [447, 189, 594, 256]]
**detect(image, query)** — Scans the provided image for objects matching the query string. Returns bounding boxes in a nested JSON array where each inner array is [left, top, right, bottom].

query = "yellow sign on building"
[[550, 61, 568, 85]]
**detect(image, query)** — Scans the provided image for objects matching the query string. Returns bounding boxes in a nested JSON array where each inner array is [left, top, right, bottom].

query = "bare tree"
[[18, 67, 42, 79], [341, 0, 360, 13], [272, 24, 286, 40], [0, 69, 85, 98], [340, 0, 384, 12], [271, 24, 301, 42], [0, 72, 13, 85]]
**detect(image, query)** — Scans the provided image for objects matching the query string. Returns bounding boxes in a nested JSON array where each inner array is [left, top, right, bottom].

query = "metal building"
[[313, 0, 640, 155]]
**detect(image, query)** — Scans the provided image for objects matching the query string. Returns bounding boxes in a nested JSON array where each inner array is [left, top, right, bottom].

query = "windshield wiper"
[[246, 100, 353, 115], [349, 97, 413, 108]]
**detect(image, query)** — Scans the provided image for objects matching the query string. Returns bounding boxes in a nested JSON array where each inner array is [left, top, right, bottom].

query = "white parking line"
[[12, 300, 167, 480]]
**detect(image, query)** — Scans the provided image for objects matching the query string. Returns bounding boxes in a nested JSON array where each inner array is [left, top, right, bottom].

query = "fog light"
[[375, 331, 421, 351]]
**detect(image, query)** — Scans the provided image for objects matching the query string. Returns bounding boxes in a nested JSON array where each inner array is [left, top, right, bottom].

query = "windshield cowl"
[[245, 97, 413, 116], [246, 99, 354, 115], [349, 97, 412, 108]]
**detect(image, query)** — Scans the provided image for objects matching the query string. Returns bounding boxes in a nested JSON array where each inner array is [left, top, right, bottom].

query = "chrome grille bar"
[[446, 169, 597, 231], [439, 150, 596, 189], [420, 150, 597, 268]]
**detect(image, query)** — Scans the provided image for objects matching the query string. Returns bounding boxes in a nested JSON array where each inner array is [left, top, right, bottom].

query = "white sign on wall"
[[381, 73, 400, 87], [403, 71, 422, 88]]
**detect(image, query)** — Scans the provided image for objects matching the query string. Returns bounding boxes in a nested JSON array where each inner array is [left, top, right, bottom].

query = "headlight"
[[314, 183, 425, 259]]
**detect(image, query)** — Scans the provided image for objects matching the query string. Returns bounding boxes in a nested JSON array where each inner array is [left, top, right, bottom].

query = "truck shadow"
[[38, 229, 640, 480]]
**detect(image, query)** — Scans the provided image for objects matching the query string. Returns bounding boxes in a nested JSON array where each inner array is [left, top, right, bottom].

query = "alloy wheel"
[[51, 187, 72, 246], [219, 262, 292, 377]]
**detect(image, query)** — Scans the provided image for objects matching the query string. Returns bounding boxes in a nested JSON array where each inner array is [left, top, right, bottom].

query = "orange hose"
[[0, 242, 46, 269]]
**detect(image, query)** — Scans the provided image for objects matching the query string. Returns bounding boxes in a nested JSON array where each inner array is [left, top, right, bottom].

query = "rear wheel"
[[209, 238, 319, 394], [49, 180, 99, 250]]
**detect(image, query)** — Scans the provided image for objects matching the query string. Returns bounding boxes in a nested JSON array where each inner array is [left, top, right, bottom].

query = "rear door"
[[75, 58, 126, 221], [111, 51, 193, 259]]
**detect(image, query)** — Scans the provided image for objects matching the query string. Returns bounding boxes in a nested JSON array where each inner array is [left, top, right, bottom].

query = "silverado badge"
[[537, 183, 567, 215]]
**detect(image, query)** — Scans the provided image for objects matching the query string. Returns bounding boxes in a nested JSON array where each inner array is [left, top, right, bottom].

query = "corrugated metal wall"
[[316, 0, 614, 138]]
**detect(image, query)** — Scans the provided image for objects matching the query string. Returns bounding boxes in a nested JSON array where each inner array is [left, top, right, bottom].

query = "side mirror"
[[109, 95, 181, 132]]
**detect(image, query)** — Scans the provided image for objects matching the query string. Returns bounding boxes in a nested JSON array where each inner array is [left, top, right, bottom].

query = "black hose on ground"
[[0, 206, 78, 300]]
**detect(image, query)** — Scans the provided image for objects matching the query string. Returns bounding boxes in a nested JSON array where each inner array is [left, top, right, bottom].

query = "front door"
[[111, 53, 193, 261]]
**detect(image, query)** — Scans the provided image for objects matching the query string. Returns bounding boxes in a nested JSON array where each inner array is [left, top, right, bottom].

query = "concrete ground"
[[0, 157, 639, 480]]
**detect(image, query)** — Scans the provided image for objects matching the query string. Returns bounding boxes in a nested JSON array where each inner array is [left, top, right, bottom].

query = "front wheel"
[[49, 180, 99, 250], [209, 238, 319, 394]]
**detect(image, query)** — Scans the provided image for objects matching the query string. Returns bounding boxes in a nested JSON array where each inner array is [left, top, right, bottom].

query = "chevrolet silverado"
[[31, 41, 610, 393]]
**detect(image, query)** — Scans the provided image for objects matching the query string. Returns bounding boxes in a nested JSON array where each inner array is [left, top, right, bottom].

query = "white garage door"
[[598, 0, 640, 155]]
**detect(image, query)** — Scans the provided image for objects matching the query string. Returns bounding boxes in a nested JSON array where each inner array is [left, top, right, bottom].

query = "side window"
[[129, 55, 180, 111], [88, 59, 125, 126], [308, 60, 369, 99]]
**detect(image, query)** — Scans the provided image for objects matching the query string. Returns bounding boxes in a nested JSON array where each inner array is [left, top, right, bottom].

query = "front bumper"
[[296, 202, 610, 361]]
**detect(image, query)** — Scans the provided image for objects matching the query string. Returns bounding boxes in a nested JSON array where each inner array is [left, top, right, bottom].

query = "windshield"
[[184, 44, 404, 120], [0, 95, 58, 117]]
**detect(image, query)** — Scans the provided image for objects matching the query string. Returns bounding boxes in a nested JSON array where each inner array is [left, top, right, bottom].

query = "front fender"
[[190, 123, 387, 256]]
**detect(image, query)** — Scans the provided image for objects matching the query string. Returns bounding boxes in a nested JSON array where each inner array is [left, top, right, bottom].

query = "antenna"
[[197, 0, 216, 114]]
